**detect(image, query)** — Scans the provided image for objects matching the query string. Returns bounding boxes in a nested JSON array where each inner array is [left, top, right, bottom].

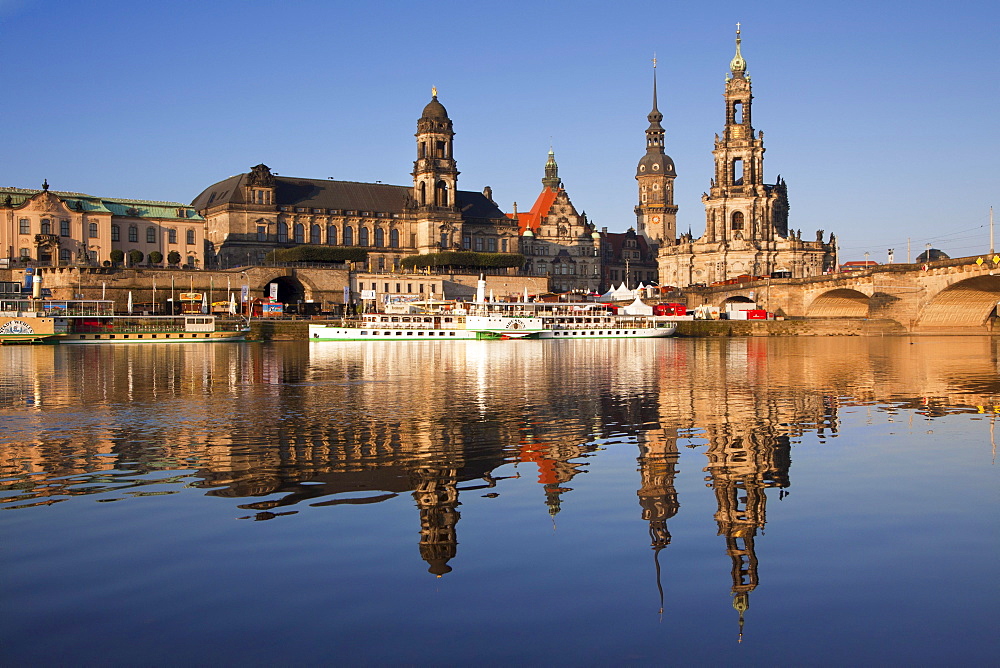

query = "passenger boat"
[[0, 297, 249, 344], [309, 303, 677, 341]]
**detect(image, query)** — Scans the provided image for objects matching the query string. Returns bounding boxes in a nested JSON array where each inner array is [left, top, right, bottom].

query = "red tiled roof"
[[510, 187, 559, 235]]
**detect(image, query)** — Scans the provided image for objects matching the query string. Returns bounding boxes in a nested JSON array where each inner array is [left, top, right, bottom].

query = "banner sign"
[[241, 285, 249, 303], [179, 293, 202, 301], [269, 283, 278, 301], [361, 290, 376, 300]]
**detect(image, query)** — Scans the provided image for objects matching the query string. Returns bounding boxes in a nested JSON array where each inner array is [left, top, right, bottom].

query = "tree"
[[148, 250, 163, 265], [167, 250, 181, 265], [128, 250, 144, 266], [109, 249, 124, 265]]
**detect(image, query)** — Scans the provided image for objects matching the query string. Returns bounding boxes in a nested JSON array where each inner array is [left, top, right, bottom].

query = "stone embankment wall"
[[673, 318, 907, 337], [244, 317, 947, 341]]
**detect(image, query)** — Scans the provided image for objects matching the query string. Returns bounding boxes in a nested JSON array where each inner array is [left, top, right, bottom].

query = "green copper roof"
[[0, 187, 203, 221]]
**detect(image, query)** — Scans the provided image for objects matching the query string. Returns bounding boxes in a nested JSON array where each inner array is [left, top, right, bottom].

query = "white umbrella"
[[229, 292, 236, 315], [127, 291, 133, 314], [201, 293, 208, 314]]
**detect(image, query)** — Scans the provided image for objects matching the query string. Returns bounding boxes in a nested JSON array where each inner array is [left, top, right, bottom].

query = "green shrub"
[[109, 249, 124, 264], [148, 251, 163, 265], [128, 250, 144, 265], [167, 250, 181, 265], [401, 251, 525, 270], [265, 246, 368, 263]]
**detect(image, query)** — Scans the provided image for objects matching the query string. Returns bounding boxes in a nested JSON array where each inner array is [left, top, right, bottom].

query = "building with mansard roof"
[[652, 28, 836, 287], [508, 150, 603, 293], [192, 92, 521, 270], [1, 182, 204, 268]]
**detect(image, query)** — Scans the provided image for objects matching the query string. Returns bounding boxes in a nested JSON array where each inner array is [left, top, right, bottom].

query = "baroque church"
[[193, 91, 519, 270], [650, 27, 836, 287]]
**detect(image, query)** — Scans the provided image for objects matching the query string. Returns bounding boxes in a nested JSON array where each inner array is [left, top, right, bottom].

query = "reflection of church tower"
[[704, 431, 790, 641], [635, 59, 678, 246], [636, 433, 680, 612], [412, 465, 461, 577], [412, 88, 462, 253]]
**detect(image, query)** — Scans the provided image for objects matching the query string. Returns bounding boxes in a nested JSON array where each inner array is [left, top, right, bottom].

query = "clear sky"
[[1, 0, 995, 262]]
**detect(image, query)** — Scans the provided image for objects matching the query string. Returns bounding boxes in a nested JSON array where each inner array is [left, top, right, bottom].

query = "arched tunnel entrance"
[[721, 295, 755, 307], [918, 276, 1000, 328], [806, 289, 870, 318], [263, 276, 307, 312]]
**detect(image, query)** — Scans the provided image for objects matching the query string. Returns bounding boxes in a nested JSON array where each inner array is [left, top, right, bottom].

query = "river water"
[[1, 337, 997, 665]]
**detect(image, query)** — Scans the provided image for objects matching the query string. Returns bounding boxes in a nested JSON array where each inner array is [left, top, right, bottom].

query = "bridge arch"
[[916, 275, 1000, 328], [806, 288, 870, 318], [721, 295, 755, 307]]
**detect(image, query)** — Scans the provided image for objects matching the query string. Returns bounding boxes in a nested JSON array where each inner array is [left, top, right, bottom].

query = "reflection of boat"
[[0, 297, 249, 344], [310, 303, 677, 341]]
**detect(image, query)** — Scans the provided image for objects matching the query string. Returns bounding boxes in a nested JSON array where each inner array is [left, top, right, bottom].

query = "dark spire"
[[648, 55, 663, 126], [542, 149, 560, 191]]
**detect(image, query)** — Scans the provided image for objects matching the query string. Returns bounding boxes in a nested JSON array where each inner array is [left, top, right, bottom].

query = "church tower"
[[412, 88, 462, 252], [702, 25, 788, 245], [635, 59, 678, 246]]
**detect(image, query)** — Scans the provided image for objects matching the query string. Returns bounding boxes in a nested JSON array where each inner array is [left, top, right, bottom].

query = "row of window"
[[18, 218, 100, 238], [110, 225, 195, 245], [362, 282, 439, 294], [258, 223, 510, 253]]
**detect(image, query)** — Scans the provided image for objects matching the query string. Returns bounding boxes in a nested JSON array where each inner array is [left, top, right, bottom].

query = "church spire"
[[729, 22, 747, 77], [542, 148, 560, 191]]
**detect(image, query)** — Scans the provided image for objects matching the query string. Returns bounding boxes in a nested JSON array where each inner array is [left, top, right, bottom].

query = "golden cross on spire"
[[736, 21, 741, 33]]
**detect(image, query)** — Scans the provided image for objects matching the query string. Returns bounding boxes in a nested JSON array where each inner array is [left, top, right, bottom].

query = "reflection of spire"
[[636, 432, 680, 615], [704, 429, 790, 641], [412, 466, 460, 577]]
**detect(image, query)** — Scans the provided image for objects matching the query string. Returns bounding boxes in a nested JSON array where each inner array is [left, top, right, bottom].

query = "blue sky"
[[1, 0, 995, 261]]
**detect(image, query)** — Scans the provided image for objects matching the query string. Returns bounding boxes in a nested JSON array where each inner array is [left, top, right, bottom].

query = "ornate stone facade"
[[657, 28, 836, 287], [511, 151, 602, 293], [193, 93, 520, 270], [0, 181, 204, 268], [635, 61, 678, 247]]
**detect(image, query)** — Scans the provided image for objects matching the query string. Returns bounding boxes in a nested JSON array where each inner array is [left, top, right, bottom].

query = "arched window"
[[186, 229, 195, 245], [359, 227, 369, 246], [435, 181, 448, 207], [327, 225, 337, 245], [128, 225, 138, 242], [419, 182, 426, 205], [89, 222, 98, 238], [310, 224, 321, 244], [111, 224, 120, 241], [731, 211, 745, 231], [343, 226, 353, 246], [168, 228, 177, 244], [389, 229, 399, 248], [146, 227, 156, 243], [374, 228, 384, 247], [294, 223, 304, 243], [277, 221, 288, 242], [40, 219, 51, 234]]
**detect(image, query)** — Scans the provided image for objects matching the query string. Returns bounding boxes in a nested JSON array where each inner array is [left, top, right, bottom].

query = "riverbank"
[[242, 317, 996, 341]]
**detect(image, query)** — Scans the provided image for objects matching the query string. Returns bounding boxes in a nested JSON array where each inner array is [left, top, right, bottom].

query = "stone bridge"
[[686, 255, 1000, 331]]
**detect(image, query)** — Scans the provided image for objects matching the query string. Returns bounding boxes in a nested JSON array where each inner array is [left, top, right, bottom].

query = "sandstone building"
[[654, 28, 836, 287], [510, 151, 603, 293], [1, 182, 205, 268], [192, 92, 519, 270]]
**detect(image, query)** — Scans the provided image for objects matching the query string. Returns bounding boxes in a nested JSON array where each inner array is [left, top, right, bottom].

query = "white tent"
[[621, 296, 653, 316]]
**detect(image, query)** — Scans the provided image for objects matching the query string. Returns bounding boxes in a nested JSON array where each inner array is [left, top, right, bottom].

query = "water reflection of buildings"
[[2, 337, 998, 585]]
